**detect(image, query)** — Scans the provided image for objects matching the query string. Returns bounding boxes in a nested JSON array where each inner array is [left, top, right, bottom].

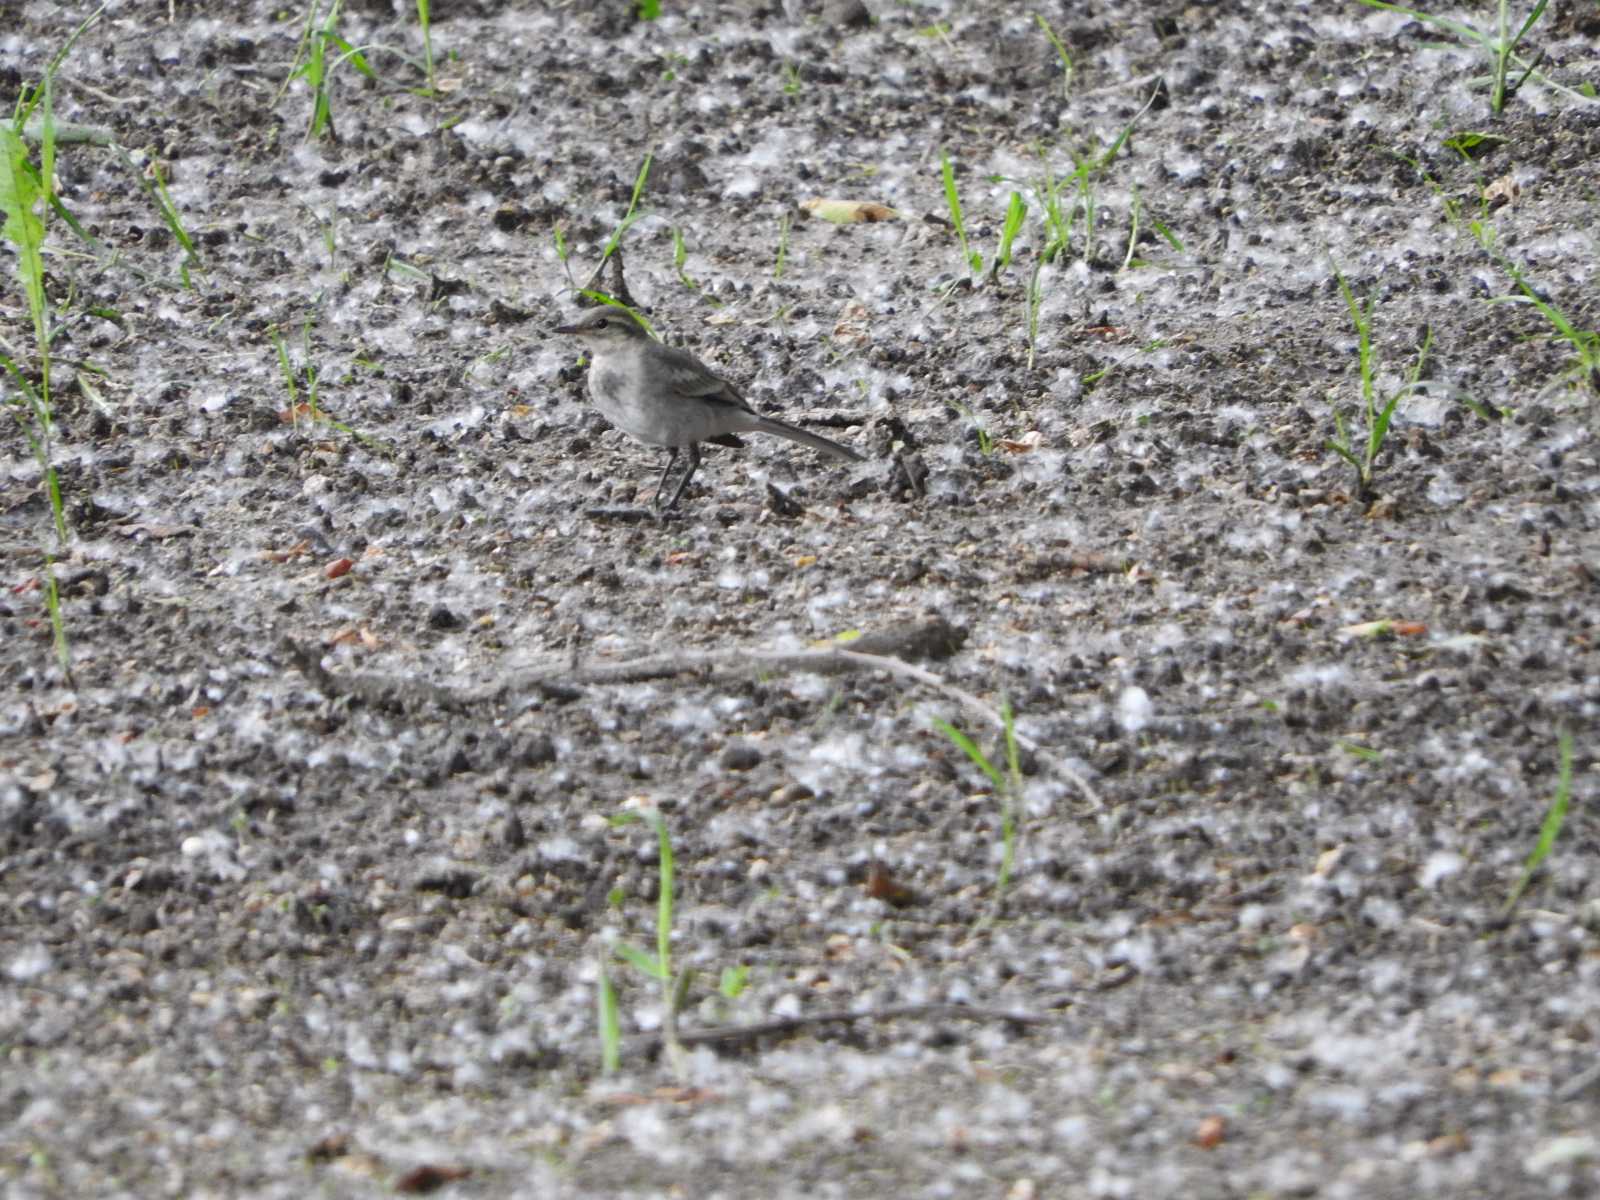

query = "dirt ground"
[[4, 1, 1600, 1196]]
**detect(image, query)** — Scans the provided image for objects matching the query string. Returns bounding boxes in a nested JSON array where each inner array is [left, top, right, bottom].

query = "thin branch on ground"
[[281, 614, 1102, 809], [622, 1000, 1064, 1057]]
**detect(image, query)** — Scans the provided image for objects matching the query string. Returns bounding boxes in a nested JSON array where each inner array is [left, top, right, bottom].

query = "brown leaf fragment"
[[865, 860, 916, 908], [799, 198, 900, 223], [305, 1132, 350, 1162], [1193, 1114, 1227, 1149], [1484, 172, 1519, 210], [261, 539, 312, 563], [394, 1163, 472, 1194]]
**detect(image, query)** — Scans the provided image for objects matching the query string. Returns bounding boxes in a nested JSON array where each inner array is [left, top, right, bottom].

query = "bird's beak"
[[554, 324, 579, 336]]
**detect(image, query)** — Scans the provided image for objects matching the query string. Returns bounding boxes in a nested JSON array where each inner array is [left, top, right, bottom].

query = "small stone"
[[504, 812, 526, 849], [427, 604, 463, 630], [515, 735, 557, 766], [823, 0, 871, 29], [720, 742, 762, 772]]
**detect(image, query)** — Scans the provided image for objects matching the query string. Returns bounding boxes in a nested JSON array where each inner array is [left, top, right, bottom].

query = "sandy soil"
[[4, 1, 1600, 1196]]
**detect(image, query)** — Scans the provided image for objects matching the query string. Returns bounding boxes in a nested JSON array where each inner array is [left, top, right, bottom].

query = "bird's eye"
[[595, 318, 609, 329]]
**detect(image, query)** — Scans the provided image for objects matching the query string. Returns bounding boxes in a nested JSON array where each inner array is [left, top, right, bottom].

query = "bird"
[[555, 306, 864, 509]]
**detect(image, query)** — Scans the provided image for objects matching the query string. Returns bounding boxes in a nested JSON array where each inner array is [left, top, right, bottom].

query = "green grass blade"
[[596, 953, 621, 1073], [601, 152, 653, 261], [325, 33, 377, 81], [44, 566, 70, 676], [994, 191, 1026, 273], [1034, 13, 1073, 98], [1025, 256, 1044, 369], [38, 73, 56, 226], [1366, 390, 1401, 466], [1333, 265, 1376, 410], [940, 149, 980, 275], [1405, 323, 1435, 389], [1514, 275, 1578, 342], [0, 128, 48, 360], [607, 807, 675, 986], [1511, 0, 1549, 49], [148, 159, 199, 261], [1325, 438, 1361, 473], [269, 327, 299, 406], [416, 0, 434, 88], [1121, 187, 1142, 270], [1356, 0, 1483, 45], [1147, 213, 1184, 251], [1001, 700, 1021, 785], [1503, 732, 1574, 915], [653, 811, 674, 982], [932, 718, 1007, 791], [672, 227, 698, 290], [614, 942, 665, 980]]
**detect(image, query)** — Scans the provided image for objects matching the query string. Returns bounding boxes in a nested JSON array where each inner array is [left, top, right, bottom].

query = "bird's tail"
[[752, 416, 864, 463]]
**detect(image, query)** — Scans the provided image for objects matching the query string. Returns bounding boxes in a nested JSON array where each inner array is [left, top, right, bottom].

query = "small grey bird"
[[555, 307, 863, 509]]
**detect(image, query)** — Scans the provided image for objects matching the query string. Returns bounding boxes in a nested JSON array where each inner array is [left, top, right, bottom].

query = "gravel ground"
[[4, 1, 1600, 1197]]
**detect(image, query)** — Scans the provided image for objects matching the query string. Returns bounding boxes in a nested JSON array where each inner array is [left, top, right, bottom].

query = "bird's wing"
[[653, 343, 757, 414]]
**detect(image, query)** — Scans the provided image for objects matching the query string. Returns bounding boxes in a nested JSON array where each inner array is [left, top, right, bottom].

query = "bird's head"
[[554, 306, 650, 348]]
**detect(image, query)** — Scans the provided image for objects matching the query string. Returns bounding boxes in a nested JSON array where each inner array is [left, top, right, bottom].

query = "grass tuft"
[[601, 807, 684, 1074], [4, 50, 77, 676], [1326, 265, 1432, 499], [1356, 0, 1591, 116]]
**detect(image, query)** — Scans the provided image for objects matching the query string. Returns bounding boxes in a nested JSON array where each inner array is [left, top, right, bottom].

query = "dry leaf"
[[1423, 1132, 1471, 1157], [833, 298, 872, 345], [304, 1133, 350, 1162], [1484, 173, 1520, 209], [394, 1164, 472, 1194], [799, 198, 900, 224], [1193, 1115, 1227, 1149], [260, 540, 312, 563], [600, 1086, 720, 1107], [865, 860, 916, 908], [998, 430, 1045, 453]]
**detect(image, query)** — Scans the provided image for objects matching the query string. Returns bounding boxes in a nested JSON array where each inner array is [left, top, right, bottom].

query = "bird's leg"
[[649, 447, 681, 508], [659, 442, 702, 510]]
